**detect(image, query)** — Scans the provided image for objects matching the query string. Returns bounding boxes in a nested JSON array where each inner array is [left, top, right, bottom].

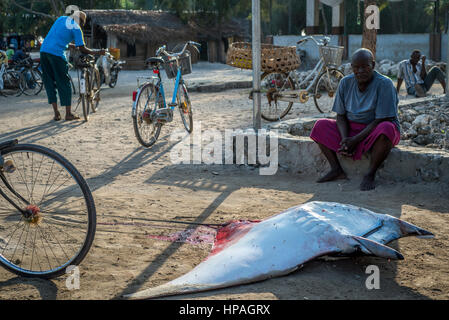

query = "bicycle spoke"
[[1, 217, 24, 256], [10, 153, 32, 204], [29, 154, 46, 203]]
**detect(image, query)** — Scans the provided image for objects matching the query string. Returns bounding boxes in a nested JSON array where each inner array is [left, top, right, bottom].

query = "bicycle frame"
[[132, 65, 183, 117], [74, 64, 98, 104], [272, 35, 336, 104], [295, 58, 326, 92], [0, 140, 28, 214], [273, 59, 326, 104]]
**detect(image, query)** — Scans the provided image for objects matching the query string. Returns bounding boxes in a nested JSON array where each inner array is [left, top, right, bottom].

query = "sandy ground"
[[0, 64, 448, 300]]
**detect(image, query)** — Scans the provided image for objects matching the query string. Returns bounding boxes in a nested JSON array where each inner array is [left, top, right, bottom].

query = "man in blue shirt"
[[40, 11, 105, 121], [310, 48, 401, 191]]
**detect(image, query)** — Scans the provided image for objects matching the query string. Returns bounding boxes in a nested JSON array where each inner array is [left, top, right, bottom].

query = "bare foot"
[[360, 174, 376, 191], [317, 168, 347, 183]]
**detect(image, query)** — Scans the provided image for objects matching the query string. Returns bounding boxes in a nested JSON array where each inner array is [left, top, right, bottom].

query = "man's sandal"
[[54, 111, 62, 121], [65, 113, 80, 121]]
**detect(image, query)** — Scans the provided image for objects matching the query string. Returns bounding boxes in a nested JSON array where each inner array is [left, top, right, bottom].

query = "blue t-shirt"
[[332, 71, 400, 130], [40, 16, 85, 60]]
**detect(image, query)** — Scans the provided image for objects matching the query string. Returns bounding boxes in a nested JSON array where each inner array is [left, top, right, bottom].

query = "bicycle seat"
[[145, 57, 165, 66]]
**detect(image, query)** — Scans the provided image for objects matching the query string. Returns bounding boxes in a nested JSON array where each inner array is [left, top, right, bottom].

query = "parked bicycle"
[[73, 53, 101, 121], [0, 62, 24, 97], [12, 56, 43, 96], [260, 36, 345, 121], [132, 41, 200, 148], [0, 139, 96, 278]]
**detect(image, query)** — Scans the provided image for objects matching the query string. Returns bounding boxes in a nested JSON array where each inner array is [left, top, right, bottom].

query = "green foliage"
[[0, 0, 447, 37]]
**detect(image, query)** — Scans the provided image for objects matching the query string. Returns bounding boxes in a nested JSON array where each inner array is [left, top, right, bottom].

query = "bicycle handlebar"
[[156, 41, 201, 58], [297, 36, 330, 47]]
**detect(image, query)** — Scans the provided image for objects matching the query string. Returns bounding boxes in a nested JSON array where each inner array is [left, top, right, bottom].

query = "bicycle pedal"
[[1, 160, 16, 173], [167, 103, 177, 108]]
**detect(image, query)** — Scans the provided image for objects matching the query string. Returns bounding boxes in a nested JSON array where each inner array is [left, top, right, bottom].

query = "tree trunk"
[[361, 0, 377, 59]]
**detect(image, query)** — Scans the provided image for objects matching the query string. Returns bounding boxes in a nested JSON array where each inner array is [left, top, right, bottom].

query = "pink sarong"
[[310, 119, 400, 161]]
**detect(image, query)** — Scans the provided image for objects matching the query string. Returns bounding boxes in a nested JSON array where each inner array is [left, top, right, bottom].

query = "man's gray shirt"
[[332, 71, 400, 130]]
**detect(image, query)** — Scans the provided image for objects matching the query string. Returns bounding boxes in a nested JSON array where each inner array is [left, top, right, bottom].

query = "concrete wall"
[[348, 34, 430, 62], [274, 33, 449, 64]]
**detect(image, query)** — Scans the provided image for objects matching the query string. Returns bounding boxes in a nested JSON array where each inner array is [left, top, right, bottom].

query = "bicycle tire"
[[16, 72, 25, 97], [0, 143, 96, 279], [2, 70, 23, 97], [69, 74, 76, 95], [32, 69, 44, 95], [313, 68, 345, 114], [260, 72, 295, 122], [108, 70, 118, 88], [109, 78, 117, 88], [81, 70, 90, 122], [21, 69, 43, 96], [132, 82, 162, 148], [90, 67, 101, 113], [178, 83, 193, 133]]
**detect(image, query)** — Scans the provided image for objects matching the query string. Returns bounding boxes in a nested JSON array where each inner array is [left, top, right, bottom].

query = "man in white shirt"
[[396, 50, 446, 97]]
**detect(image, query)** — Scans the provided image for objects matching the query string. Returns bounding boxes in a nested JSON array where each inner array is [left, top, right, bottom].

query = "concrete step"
[[276, 133, 449, 183]]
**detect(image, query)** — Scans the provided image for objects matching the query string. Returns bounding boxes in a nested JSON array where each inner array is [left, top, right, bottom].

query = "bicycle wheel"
[[177, 82, 193, 133], [21, 69, 43, 96], [260, 72, 295, 122], [32, 69, 43, 95], [2, 70, 23, 97], [108, 70, 118, 88], [69, 74, 76, 95], [313, 68, 345, 113], [0, 143, 96, 279], [81, 71, 90, 122], [89, 67, 101, 113], [132, 82, 163, 148]]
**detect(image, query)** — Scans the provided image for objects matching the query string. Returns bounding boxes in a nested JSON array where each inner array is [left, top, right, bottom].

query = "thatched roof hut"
[[84, 10, 195, 45], [82, 10, 249, 69]]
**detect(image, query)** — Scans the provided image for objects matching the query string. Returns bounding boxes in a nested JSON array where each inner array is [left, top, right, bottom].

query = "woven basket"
[[226, 42, 301, 73]]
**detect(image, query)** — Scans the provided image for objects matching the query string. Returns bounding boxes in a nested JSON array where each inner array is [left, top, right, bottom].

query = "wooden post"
[[252, 0, 261, 130], [361, 0, 377, 59]]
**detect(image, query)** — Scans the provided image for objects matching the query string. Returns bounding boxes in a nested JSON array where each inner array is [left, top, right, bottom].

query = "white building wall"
[[274, 33, 449, 64]]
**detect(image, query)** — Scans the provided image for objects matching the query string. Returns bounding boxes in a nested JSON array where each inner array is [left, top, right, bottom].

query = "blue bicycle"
[[132, 41, 200, 147]]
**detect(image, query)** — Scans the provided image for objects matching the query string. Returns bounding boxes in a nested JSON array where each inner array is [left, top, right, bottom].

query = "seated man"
[[12, 47, 28, 63], [310, 48, 400, 191], [396, 49, 446, 97]]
